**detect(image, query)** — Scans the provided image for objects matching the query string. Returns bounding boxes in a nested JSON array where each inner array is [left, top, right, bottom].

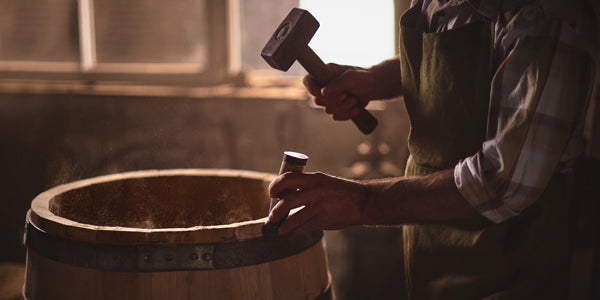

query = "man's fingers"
[[332, 108, 361, 121], [321, 67, 362, 97], [315, 93, 360, 121], [302, 75, 323, 97], [268, 184, 321, 222], [267, 192, 306, 223], [314, 93, 347, 107], [324, 95, 356, 113], [278, 207, 317, 235], [303, 64, 371, 122], [268, 172, 321, 199], [329, 97, 361, 120], [267, 171, 367, 234], [268, 173, 328, 225]]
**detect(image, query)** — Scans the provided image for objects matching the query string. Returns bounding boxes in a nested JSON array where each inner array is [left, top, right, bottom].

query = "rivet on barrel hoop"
[[202, 253, 212, 262]]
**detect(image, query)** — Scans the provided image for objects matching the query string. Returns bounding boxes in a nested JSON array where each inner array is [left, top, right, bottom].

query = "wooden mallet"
[[261, 8, 378, 134]]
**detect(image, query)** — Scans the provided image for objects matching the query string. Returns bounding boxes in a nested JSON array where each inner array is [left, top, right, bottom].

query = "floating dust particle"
[[53, 176, 257, 229], [221, 189, 253, 224], [199, 189, 253, 226], [224, 203, 253, 224], [128, 219, 156, 229]]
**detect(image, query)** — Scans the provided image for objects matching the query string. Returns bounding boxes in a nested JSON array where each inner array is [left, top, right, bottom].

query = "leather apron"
[[399, 2, 569, 299]]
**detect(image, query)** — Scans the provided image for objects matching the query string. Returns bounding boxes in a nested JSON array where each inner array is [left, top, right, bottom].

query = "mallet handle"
[[298, 47, 378, 134]]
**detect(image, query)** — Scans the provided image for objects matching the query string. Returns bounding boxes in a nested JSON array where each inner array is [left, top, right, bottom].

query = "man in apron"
[[268, 0, 599, 298]]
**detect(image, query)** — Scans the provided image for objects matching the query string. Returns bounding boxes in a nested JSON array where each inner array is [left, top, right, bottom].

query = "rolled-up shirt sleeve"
[[454, 5, 598, 224]]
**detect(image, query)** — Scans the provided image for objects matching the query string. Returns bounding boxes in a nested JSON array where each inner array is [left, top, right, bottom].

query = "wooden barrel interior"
[[48, 175, 271, 229]]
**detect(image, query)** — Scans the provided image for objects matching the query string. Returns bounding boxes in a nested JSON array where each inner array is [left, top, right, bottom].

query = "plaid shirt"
[[410, 0, 599, 223]]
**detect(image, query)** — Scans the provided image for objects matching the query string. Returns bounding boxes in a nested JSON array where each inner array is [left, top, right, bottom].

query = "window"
[[0, 0, 240, 85], [299, 0, 397, 68]]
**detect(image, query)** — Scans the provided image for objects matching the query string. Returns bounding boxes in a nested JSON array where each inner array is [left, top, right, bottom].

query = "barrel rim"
[[25, 218, 324, 272], [29, 169, 277, 245]]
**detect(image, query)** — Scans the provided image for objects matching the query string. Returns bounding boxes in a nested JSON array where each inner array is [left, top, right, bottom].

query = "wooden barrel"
[[24, 169, 332, 300]]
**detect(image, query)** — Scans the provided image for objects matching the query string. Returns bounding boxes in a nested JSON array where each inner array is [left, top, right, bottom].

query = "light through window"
[[299, 0, 396, 68]]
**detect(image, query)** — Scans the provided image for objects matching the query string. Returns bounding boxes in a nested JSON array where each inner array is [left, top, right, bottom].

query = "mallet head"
[[261, 8, 319, 71]]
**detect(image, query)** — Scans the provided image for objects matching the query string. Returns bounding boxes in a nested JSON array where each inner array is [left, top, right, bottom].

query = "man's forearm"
[[367, 57, 403, 100], [361, 169, 480, 225]]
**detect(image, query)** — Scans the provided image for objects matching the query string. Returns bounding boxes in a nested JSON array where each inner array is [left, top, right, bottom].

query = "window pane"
[[0, 0, 79, 62], [299, 0, 396, 68], [93, 0, 208, 66]]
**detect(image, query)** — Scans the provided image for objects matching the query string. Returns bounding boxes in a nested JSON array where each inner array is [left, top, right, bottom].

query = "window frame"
[[0, 0, 242, 86]]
